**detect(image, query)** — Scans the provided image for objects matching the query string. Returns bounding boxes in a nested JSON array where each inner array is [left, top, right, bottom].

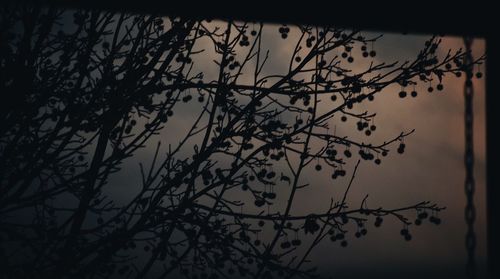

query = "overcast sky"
[[104, 20, 487, 278]]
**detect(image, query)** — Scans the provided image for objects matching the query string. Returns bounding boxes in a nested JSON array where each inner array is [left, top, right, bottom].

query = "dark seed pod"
[[418, 212, 429, 219], [254, 199, 265, 207], [404, 234, 412, 241], [341, 215, 349, 224], [182, 95, 192, 102], [280, 241, 291, 249], [397, 143, 406, 154], [357, 121, 364, 131]]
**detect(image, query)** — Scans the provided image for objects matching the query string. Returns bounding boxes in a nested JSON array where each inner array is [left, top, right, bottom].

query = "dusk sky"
[[109, 22, 487, 278], [302, 34, 487, 278]]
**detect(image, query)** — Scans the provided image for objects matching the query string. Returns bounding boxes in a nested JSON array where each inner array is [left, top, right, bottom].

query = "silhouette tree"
[[0, 4, 485, 279]]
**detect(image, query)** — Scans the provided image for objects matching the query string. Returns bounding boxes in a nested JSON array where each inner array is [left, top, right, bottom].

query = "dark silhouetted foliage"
[[0, 3, 485, 279]]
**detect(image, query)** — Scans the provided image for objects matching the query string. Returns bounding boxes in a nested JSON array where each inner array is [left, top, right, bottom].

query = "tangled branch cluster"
[[0, 5, 485, 279]]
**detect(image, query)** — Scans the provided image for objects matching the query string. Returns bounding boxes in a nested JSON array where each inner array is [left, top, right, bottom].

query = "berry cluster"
[[306, 35, 316, 48], [239, 35, 250, 47], [278, 25, 290, 39], [400, 227, 413, 241]]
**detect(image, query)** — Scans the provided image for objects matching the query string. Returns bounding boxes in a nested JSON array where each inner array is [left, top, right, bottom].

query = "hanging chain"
[[463, 36, 476, 279]]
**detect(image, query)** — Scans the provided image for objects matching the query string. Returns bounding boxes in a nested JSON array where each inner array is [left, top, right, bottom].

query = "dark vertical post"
[[464, 37, 476, 279], [486, 34, 498, 279]]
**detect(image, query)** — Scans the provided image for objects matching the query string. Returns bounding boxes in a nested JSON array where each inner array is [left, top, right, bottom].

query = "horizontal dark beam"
[[32, 1, 492, 37]]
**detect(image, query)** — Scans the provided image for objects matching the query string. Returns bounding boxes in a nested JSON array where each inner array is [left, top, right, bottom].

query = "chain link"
[[463, 36, 476, 279]]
